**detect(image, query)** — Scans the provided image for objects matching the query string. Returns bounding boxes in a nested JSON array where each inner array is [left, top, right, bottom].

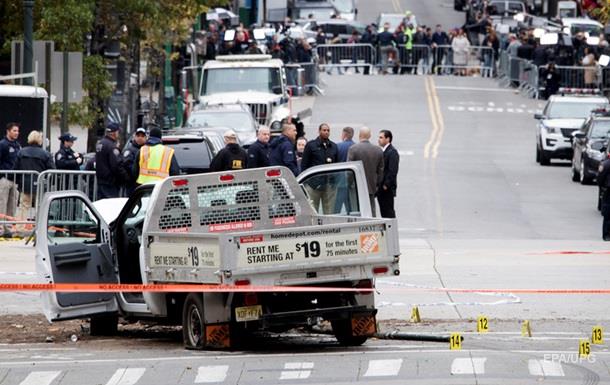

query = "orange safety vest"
[[136, 144, 174, 184]]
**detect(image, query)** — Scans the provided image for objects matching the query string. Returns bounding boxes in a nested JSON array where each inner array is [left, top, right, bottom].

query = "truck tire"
[[539, 143, 550, 166], [89, 314, 118, 336], [331, 319, 368, 346], [183, 293, 205, 350]]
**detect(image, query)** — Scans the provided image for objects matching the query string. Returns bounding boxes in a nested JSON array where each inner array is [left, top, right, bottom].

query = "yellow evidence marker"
[[410, 306, 421, 323], [450, 333, 462, 350], [579, 339, 591, 358], [477, 316, 489, 333], [592, 326, 604, 345], [521, 320, 532, 337]]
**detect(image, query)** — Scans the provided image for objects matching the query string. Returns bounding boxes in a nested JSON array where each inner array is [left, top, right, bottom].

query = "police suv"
[[535, 94, 609, 165]]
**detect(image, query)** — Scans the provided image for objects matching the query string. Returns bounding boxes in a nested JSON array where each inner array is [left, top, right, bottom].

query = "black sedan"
[[571, 117, 610, 185]]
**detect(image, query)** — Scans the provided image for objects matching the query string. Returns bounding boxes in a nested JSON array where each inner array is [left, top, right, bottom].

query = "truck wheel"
[[183, 293, 205, 350], [89, 314, 118, 336], [331, 319, 368, 346]]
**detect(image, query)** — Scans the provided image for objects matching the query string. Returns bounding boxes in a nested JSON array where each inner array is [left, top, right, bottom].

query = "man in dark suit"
[[347, 127, 384, 216], [377, 130, 399, 218]]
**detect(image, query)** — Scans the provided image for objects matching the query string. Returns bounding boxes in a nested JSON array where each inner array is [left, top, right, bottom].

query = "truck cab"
[[198, 55, 291, 133], [36, 162, 397, 349]]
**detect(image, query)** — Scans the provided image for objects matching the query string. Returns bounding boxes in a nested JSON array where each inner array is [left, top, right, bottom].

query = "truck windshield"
[[187, 112, 253, 132], [202, 68, 283, 95], [547, 102, 610, 119], [571, 24, 602, 37]]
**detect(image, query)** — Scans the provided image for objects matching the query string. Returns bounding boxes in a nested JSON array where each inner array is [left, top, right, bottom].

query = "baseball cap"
[[106, 122, 120, 132], [58, 132, 77, 142], [135, 127, 147, 135]]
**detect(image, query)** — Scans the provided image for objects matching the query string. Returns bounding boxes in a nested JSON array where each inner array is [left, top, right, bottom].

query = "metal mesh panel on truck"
[[148, 167, 317, 233], [159, 187, 193, 230]]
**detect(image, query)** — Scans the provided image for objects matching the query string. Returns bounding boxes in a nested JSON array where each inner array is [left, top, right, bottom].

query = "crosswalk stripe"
[[528, 359, 565, 377], [18, 371, 61, 385], [363, 359, 403, 377], [451, 358, 486, 374], [105, 368, 146, 385], [279, 362, 314, 380], [195, 365, 229, 383]]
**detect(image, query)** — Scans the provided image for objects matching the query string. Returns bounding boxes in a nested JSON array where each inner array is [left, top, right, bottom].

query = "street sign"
[[51, 51, 83, 103]]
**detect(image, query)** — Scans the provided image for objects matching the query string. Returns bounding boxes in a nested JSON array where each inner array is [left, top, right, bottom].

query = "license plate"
[[235, 305, 263, 322]]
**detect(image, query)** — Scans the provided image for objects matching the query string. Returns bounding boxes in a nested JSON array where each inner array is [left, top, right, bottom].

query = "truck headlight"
[[271, 121, 282, 131]]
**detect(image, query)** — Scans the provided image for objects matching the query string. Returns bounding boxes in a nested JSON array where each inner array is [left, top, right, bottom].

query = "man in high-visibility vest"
[[133, 127, 180, 185]]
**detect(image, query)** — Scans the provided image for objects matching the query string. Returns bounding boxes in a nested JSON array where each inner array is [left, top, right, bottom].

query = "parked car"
[[186, 104, 257, 147], [535, 95, 610, 165], [303, 19, 366, 43], [571, 113, 610, 184], [161, 130, 218, 174]]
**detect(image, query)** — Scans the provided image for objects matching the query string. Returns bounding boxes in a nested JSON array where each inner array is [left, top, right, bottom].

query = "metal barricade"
[[285, 64, 305, 96], [395, 45, 432, 74], [554, 65, 599, 90], [601, 67, 610, 94], [435, 45, 495, 77], [518, 61, 539, 99], [314, 44, 376, 73], [36, 170, 98, 210], [0, 171, 40, 233], [497, 51, 511, 86], [293, 62, 324, 95]]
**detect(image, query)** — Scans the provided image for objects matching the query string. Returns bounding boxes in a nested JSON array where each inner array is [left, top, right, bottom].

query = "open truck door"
[[297, 161, 372, 217], [36, 191, 119, 325]]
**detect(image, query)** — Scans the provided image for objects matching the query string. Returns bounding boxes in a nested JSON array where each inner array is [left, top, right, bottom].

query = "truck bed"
[[142, 167, 400, 286]]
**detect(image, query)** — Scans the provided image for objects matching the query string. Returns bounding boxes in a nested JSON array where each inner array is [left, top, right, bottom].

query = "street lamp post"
[[23, 0, 34, 85]]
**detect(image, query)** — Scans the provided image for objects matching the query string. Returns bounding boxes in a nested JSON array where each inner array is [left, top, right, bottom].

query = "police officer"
[[122, 127, 147, 194], [300, 123, 339, 214], [246, 126, 271, 169], [210, 130, 248, 172], [133, 127, 180, 185], [96, 123, 128, 199], [55, 132, 83, 170], [598, 152, 610, 241]]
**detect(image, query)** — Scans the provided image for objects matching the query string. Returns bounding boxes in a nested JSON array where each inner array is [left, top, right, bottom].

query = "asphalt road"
[[1, 1, 610, 384]]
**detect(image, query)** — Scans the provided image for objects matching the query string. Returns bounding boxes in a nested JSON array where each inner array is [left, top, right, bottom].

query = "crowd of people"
[[212, 120, 400, 219], [0, 120, 400, 237]]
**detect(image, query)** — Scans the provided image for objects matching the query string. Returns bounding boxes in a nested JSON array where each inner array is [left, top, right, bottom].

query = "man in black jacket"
[[210, 130, 248, 172], [247, 126, 271, 169], [301, 123, 338, 214], [0, 122, 21, 237], [95, 123, 128, 199], [122, 127, 147, 194], [377, 130, 399, 218], [598, 154, 610, 241]]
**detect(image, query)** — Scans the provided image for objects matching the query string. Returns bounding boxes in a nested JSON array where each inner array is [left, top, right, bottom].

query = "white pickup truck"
[[35, 163, 400, 349]]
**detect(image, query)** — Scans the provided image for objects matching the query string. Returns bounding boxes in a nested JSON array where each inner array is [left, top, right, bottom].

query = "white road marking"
[[280, 362, 314, 380], [451, 358, 486, 374], [363, 359, 403, 377], [528, 359, 565, 377], [195, 365, 229, 383], [105, 368, 146, 385], [18, 371, 61, 385], [3, 349, 610, 367], [436, 86, 514, 92]]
